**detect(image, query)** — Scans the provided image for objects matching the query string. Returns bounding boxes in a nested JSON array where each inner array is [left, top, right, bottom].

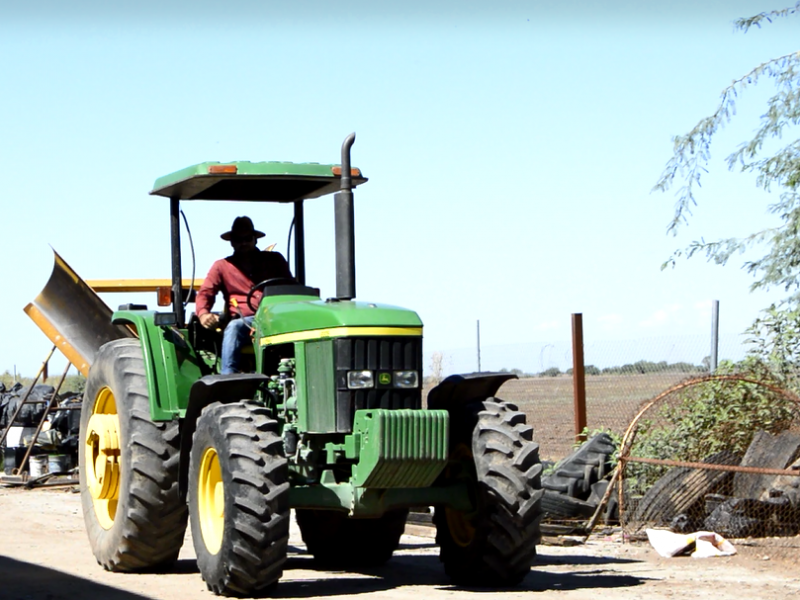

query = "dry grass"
[[425, 372, 692, 461]]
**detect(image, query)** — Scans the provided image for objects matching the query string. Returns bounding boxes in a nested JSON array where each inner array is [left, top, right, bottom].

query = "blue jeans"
[[221, 316, 254, 374]]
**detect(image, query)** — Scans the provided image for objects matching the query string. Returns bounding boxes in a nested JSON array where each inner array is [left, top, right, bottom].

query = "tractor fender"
[[179, 373, 271, 500], [112, 311, 205, 421], [427, 372, 518, 411]]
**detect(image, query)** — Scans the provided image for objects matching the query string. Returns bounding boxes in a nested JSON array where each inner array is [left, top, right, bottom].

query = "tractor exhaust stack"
[[334, 132, 356, 301]]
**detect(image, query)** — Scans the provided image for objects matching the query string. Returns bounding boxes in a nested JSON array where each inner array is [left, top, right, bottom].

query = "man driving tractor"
[[195, 216, 292, 373]]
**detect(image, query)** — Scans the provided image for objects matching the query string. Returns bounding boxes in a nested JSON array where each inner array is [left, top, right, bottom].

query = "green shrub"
[[624, 356, 798, 495]]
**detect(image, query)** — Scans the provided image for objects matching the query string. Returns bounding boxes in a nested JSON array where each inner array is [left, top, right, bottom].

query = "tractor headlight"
[[394, 370, 419, 389], [347, 370, 375, 389]]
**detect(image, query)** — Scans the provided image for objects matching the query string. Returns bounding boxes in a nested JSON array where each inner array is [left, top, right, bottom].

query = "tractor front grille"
[[334, 337, 422, 432]]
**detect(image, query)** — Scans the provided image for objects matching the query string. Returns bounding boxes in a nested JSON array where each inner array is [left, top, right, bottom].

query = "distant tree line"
[[497, 359, 708, 378], [587, 360, 707, 376]]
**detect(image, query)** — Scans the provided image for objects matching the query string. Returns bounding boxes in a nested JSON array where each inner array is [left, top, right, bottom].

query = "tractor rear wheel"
[[433, 398, 543, 586], [296, 508, 408, 568], [188, 401, 290, 595], [79, 338, 187, 571]]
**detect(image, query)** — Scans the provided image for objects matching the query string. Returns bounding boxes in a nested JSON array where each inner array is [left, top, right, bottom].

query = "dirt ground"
[[1, 487, 799, 600]]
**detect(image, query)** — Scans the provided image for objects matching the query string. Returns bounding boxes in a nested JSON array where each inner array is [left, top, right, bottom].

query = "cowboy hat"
[[221, 216, 265, 241]]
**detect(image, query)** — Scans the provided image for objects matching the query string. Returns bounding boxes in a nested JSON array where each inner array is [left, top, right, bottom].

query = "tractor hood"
[[256, 297, 423, 346]]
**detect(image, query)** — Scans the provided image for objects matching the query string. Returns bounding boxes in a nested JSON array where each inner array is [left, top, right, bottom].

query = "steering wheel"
[[246, 278, 298, 311]]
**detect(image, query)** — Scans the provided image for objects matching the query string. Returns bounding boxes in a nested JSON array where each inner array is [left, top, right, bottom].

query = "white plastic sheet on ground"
[[646, 528, 736, 558]]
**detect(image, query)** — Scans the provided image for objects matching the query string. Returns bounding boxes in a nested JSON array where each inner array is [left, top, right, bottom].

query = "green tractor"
[[30, 134, 543, 595]]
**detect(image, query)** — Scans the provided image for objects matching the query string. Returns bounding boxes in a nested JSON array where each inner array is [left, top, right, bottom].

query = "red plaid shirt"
[[196, 250, 292, 318]]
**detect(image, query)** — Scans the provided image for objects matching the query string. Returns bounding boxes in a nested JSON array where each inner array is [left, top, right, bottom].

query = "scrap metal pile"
[[0, 382, 81, 481]]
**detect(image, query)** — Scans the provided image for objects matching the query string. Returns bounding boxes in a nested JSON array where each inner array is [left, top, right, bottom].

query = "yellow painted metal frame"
[[85, 279, 204, 292], [259, 326, 422, 347], [24, 303, 91, 376]]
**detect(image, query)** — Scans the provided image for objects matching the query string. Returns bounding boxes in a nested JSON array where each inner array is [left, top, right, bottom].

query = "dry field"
[[425, 372, 691, 461]]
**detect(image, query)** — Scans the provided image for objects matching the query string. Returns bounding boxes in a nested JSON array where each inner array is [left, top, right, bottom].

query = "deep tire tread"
[[79, 338, 188, 572], [189, 401, 289, 596], [433, 397, 543, 587], [541, 433, 616, 500]]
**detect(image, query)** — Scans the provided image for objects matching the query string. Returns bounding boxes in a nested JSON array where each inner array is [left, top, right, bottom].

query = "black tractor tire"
[[540, 489, 598, 519], [79, 338, 187, 571], [188, 401, 290, 596], [630, 450, 740, 529], [541, 432, 616, 500], [433, 398, 543, 587], [295, 508, 408, 568]]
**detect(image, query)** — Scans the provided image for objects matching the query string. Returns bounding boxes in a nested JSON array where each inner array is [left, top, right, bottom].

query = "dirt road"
[[1, 486, 798, 600]]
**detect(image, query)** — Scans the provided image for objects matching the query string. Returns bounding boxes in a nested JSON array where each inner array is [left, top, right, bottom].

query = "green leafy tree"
[[539, 367, 561, 377], [655, 3, 800, 368], [566, 364, 601, 376]]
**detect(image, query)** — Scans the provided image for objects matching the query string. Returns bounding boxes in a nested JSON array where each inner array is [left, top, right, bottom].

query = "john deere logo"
[[378, 372, 392, 385]]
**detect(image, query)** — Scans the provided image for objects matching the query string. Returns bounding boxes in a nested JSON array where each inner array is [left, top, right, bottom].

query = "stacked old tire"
[[541, 433, 617, 519]]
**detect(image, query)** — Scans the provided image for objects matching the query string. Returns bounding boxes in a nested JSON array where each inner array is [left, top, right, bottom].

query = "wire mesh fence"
[[425, 333, 800, 562], [616, 372, 800, 561]]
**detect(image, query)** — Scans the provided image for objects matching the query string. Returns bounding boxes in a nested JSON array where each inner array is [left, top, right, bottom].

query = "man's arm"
[[196, 261, 223, 329]]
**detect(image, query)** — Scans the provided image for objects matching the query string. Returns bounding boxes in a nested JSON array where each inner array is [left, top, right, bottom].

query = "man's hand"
[[199, 313, 220, 329]]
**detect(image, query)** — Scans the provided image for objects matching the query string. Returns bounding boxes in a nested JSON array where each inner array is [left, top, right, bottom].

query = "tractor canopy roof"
[[150, 161, 367, 202]]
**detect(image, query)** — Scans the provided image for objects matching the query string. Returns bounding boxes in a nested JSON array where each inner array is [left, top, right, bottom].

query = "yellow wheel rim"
[[84, 387, 121, 530], [445, 506, 477, 547], [444, 443, 477, 547], [198, 447, 224, 554]]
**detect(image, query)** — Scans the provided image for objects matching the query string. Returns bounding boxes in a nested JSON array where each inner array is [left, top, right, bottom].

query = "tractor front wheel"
[[188, 401, 290, 596], [79, 338, 187, 571], [433, 398, 543, 586]]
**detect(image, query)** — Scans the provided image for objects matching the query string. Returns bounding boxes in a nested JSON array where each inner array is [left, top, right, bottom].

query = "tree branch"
[[736, 1, 800, 32], [654, 51, 800, 234]]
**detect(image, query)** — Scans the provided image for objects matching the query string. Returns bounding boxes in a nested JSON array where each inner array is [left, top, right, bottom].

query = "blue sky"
[[0, 1, 797, 377]]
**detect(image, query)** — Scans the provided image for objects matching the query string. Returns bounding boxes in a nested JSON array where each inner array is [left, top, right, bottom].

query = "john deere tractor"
[[28, 134, 543, 595]]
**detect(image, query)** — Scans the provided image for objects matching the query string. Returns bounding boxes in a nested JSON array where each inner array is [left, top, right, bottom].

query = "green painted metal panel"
[[291, 341, 308, 431], [289, 481, 473, 516], [255, 298, 423, 340], [112, 310, 204, 421], [303, 340, 336, 433], [150, 161, 367, 201], [350, 409, 449, 488]]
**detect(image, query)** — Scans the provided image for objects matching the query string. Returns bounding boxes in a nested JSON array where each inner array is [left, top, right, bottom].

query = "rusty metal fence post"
[[572, 313, 587, 443]]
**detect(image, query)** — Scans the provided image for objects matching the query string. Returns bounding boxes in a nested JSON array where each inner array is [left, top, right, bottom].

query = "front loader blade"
[[24, 250, 136, 376]]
